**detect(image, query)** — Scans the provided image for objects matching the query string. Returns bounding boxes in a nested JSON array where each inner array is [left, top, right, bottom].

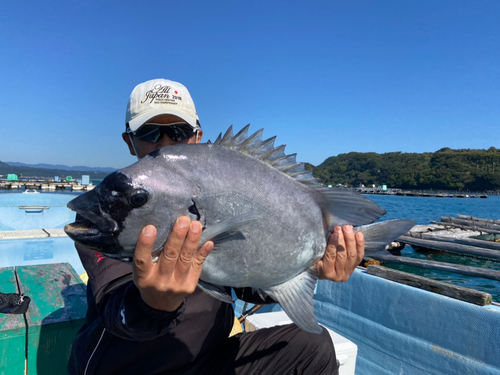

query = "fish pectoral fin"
[[355, 219, 416, 255], [265, 267, 322, 334], [197, 280, 234, 304], [199, 214, 260, 249]]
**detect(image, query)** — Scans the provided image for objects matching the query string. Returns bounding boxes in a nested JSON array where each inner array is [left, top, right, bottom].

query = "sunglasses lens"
[[132, 123, 195, 143], [134, 125, 162, 142], [163, 125, 195, 142]]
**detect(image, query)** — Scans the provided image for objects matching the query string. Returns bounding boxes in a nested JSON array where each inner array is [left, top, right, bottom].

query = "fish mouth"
[[64, 192, 122, 253], [64, 216, 120, 253], [64, 218, 101, 237], [67, 193, 120, 233]]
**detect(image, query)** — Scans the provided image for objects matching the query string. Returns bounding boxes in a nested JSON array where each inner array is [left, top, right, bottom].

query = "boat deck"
[[0, 231, 84, 275]]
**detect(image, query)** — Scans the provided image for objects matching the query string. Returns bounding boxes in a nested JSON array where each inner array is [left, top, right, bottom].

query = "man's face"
[[122, 114, 203, 159]]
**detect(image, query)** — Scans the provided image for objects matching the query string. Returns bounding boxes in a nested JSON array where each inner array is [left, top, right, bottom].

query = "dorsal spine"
[[213, 125, 318, 185]]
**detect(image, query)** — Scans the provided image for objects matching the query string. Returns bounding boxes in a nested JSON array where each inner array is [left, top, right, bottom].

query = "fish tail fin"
[[265, 267, 322, 334], [355, 219, 416, 255]]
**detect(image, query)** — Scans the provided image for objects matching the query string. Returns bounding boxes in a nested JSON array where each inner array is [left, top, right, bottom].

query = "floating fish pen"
[[0, 180, 95, 191], [398, 191, 489, 198], [356, 187, 490, 198]]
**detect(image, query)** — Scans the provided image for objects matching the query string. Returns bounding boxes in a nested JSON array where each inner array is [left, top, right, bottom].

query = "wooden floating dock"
[[0, 180, 95, 191], [403, 215, 500, 259], [365, 214, 500, 301]]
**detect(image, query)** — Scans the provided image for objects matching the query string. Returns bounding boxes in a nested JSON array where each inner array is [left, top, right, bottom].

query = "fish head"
[[64, 155, 199, 261]]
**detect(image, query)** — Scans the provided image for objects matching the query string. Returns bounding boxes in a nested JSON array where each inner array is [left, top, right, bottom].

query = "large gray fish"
[[65, 125, 414, 333]]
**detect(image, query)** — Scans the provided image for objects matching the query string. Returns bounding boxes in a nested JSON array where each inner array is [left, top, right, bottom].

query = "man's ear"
[[194, 129, 203, 144], [122, 133, 136, 156]]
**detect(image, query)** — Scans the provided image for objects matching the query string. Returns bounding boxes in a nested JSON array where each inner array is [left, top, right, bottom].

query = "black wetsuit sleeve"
[[76, 243, 187, 341], [97, 280, 187, 341]]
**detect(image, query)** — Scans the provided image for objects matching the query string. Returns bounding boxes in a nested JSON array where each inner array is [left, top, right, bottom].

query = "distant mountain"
[[0, 161, 112, 180], [5, 162, 116, 173]]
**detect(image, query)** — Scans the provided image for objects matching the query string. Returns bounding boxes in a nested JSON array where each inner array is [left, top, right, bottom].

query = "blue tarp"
[[314, 269, 500, 375]]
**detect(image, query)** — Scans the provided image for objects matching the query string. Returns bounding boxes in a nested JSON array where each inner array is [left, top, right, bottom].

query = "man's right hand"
[[132, 217, 214, 312]]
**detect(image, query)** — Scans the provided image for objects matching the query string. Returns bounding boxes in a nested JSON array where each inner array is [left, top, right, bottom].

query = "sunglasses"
[[128, 123, 196, 143]]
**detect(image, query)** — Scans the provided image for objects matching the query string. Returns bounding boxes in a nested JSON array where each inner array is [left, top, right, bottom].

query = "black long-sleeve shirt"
[[68, 243, 273, 375]]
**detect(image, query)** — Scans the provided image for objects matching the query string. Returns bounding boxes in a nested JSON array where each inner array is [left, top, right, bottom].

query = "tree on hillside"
[[312, 148, 500, 191]]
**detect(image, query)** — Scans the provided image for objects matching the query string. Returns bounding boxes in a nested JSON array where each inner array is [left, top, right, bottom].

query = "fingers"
[[193, 240, 214, 269], [158, 217, 192, 275], [163, 217, 191, 259], [344, 225, 358, 272], [318, 225, 365, 282], [334, 226, 348, 281], [133, 224, 157, 278], [339, 225, 364, 280], [355, 231, 365, 266], [157, 217, 213, 275], [176, 221, 204, 270], [132, 217, 214, 312]]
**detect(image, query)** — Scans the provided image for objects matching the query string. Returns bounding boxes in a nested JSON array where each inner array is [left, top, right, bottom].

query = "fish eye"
[[128, 189, 149, 208]]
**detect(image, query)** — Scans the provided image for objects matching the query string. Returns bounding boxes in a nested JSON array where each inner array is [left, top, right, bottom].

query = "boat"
[[0, 191, 87, 374], [0, 192, 83, 274], [1, 191, 499, 374]]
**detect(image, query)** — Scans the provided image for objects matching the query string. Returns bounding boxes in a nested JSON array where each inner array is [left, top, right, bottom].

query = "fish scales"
[[141, 144, 327, 288]]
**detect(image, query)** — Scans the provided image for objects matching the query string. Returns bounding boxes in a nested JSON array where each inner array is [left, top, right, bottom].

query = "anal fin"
[[265, 267, 322, 334]]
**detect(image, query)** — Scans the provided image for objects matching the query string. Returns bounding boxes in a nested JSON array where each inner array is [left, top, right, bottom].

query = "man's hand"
[[132, 217, 214, 312], [315, 225, 365, 282]]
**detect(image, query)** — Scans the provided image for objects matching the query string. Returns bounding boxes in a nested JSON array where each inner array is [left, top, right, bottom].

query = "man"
[[68, 79, 365, 374]]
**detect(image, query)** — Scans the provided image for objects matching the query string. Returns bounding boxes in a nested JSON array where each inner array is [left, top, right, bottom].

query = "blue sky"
[[1, 1, 498, 168]]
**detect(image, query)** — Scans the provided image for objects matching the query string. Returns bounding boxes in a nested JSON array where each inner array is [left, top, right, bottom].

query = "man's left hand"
[[315, 225, 365, 282]]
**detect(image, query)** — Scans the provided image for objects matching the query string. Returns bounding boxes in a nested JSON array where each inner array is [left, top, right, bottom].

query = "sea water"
[[368, 194, 500, 302]]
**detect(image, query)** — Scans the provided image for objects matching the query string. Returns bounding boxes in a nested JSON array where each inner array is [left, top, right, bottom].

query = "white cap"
[[125, 79, 200, 132]]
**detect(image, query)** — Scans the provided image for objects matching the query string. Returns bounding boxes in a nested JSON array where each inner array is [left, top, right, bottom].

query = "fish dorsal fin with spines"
[[218, 126, 234, 146], [229, 124, 251, 148], [213, 125, 318, 186], [211, 125, 387, 227]]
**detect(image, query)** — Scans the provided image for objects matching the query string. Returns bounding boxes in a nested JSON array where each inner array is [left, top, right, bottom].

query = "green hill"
[[311, 147, 500, 191]]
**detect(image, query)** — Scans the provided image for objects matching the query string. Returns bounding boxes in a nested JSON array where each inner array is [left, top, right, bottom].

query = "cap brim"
[[128, 108, 199, 132]]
